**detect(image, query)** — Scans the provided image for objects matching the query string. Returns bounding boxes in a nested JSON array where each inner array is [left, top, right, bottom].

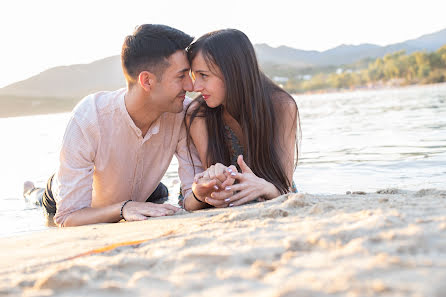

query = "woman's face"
[[191, 51, 226, 108]]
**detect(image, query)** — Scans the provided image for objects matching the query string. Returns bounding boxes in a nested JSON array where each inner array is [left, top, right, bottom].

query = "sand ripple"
[[1, 189, 446, 296]]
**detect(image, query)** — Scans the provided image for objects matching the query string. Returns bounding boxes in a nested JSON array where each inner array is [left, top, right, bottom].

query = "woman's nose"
[[193, 80, 203, 92]]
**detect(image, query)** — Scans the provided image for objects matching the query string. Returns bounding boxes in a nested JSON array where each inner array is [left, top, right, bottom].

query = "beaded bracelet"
[[120, 199, 132, 221]]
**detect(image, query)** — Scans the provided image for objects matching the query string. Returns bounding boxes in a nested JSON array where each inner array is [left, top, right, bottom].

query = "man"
[[26, 24, 204, 227]]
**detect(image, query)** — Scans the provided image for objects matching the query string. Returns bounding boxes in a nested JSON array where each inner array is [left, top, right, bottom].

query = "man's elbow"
[[57, 211, 82, 227]]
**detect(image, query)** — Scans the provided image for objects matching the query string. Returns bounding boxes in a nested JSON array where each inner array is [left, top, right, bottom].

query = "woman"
[[183, 29, 300, 211]]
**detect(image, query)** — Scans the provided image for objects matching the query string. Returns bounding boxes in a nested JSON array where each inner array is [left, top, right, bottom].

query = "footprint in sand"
[[377, 188, 401, 194], [261, 208, 289, 218], [281, 193, 310, 209], [415, 189, 446, 197], [308, 203, 335, 215], [33, 265, 94, 290], [283, 238, 315, 252]]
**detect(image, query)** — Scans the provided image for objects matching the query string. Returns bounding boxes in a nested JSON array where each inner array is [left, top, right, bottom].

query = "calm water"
[[1, 84, 445, 238]]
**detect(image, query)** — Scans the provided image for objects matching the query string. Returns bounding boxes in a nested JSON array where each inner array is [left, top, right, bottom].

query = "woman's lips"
[[202, 95, 210, 100]]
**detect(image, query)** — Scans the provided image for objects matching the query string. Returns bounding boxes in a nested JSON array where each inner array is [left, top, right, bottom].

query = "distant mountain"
[[258, 28, 446, 66], [0, 56, 125, 98], [401, 28, 446, 51], [255, 44, 317, 67], [1, 27, 445, 99]]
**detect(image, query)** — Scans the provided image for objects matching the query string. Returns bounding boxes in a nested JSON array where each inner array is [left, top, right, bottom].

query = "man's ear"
[[138, 71, 157, 92]]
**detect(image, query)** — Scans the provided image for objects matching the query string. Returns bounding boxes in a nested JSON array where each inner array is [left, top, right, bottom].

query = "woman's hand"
[[192, 163, 238, 207], [194, 163, 236, 189], [207, 155, 280, 207]]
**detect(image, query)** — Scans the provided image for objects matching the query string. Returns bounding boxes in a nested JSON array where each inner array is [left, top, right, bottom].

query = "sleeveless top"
[[178, 125, 297, 205], [224, 125, 298, 193]]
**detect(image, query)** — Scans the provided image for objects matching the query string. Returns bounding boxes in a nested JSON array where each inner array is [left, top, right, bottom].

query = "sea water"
[[0, 84, 445, 237]]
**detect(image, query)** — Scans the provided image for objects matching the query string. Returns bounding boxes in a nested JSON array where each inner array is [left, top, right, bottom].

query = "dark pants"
[[42, 174, 57, 214], [42, 174, 169, 215]]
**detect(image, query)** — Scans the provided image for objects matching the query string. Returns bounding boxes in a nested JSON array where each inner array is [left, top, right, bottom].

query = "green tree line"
[[277, 45, 446, 93]]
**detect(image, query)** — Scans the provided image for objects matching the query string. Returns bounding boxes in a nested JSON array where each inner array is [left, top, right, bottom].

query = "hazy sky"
[[1, 0, 445, 87]]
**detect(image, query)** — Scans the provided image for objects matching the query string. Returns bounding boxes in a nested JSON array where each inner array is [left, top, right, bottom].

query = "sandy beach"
[[1, 189, 445, 297]]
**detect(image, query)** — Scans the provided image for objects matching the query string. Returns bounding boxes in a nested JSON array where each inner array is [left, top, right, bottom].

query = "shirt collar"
[[119, 90, 162, 140]]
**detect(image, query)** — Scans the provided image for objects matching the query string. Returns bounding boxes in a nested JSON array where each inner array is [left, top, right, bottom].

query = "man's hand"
[[192, 164, 238, 207], [122, 201, 180, 221]]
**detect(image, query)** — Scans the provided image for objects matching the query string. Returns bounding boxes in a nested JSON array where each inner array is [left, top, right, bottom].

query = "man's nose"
[[183, 75, 193, 92]]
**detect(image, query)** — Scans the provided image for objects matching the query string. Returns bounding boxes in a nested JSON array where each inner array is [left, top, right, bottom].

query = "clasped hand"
[[192, 155, 279, 208]]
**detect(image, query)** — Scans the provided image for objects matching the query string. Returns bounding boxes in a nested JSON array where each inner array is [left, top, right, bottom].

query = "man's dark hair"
[[121, 24, 193, 87]]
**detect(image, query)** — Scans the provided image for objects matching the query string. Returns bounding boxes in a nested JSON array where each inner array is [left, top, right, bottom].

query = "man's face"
[[149, 50, 193, 113]]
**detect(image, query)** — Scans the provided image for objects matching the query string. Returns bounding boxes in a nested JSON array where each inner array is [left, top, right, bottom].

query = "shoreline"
[[291, 81, 446, 96], [1, 82, 446, 119], [1, 189, 445, 296]]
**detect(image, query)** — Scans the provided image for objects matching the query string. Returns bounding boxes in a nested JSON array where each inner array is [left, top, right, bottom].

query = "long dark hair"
[[186, 29, 300, 194]]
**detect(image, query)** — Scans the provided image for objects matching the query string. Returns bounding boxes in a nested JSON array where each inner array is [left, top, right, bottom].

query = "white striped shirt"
[[52, 89, 202, 225]]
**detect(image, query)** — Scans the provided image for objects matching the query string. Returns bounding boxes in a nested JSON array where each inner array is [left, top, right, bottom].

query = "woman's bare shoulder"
[[272, 90, 297, 113]]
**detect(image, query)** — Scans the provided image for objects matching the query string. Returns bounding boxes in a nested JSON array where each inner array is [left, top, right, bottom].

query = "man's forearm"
[[62, 202, 124, 227]]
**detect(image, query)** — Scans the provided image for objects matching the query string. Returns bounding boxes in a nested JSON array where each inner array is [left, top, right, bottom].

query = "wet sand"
[[1, 189, 445, 297]]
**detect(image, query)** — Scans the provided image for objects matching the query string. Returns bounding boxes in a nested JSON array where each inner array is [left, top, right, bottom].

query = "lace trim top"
[[224, 125, 297, 193], [179, 124, 297, 205]]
